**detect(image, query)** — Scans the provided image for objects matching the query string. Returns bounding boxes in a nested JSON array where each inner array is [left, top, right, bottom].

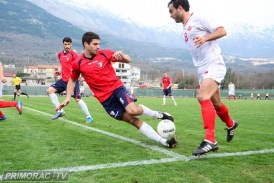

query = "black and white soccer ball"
[[157, 119, 176, 138]]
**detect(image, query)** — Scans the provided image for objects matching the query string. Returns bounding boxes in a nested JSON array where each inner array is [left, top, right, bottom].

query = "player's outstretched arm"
[[55, 78, 76, 111]]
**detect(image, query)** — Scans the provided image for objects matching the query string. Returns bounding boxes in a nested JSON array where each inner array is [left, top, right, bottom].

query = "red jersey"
[[162, 76, 171, 89], [71, 50, 124, 103], [58, 50, 78, 82]]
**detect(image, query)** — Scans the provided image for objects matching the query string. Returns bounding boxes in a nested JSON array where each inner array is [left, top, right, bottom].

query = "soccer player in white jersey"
[[228, 81, 236, 102], [168, 0, 238, 156]]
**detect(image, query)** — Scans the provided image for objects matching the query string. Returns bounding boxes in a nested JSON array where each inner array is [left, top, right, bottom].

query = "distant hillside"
[[28, 0, 274, 59], [0, 0, 84, 67], [0, 0, 84, 39], [0, 0, 193, 75], [0, 0, 273, 80]]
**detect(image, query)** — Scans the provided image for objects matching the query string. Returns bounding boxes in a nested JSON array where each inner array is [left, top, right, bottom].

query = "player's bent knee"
[[47, 87, 56, 94], [126, 107, 142, 116], [196, 95, 206, 102]]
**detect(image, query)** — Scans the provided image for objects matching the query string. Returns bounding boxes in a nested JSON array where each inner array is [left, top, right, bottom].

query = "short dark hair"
[[63, 37, 72, 43], [168, 0, 190, 12], [82, 32, 100, 47]]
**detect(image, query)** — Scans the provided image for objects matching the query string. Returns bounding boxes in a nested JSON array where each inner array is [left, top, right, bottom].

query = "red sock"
[[215, 103, 234, 128], [0, 101, 17, 108], [228, 95, 230, 100], [0, 110, 4, 118], [234, 96, 236, 100], [200, 99, 216, 143]]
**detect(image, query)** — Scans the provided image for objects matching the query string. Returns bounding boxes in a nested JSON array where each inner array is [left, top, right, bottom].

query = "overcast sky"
[[76, 0, 274, 27]]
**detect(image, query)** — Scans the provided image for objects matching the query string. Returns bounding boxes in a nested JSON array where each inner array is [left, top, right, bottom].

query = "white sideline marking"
[[25, 106, 185, 159], [1, 106, 272, 175], [186, 148, 274, 161], [0, 148, 273, 176], [44, 149, 274, 173], [46, 158, 180, 172]]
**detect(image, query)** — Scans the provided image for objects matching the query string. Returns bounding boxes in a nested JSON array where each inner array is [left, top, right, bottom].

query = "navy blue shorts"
[[50, 79, 81, 99], [102, 86, 135, 120], [163, 88, 172, 96]]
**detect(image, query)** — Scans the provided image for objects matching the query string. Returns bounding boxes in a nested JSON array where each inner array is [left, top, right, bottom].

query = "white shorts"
[[229, 90, 235, 95], [197, 59, 226, 85], [0, 81, 3, 97]]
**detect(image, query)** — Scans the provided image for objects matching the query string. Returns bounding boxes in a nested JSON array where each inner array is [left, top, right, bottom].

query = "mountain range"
[[0, 0, 273, 74], [27, 0, 274, 58]]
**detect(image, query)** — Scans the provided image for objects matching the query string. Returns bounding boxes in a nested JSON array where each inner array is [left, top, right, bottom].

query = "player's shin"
[[215, 103, 233, 128], [139, 122, 167, 146], [77, 99, 90, 116], [200, 99, 216, 143], [49, 93, 63, 112]]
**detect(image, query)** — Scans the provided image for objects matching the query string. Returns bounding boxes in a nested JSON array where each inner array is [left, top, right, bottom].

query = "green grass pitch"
[[0, 96, 273, 182]]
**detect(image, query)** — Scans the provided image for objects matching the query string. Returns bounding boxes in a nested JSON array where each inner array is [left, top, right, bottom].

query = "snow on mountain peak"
[[27, 0, 274, 59]]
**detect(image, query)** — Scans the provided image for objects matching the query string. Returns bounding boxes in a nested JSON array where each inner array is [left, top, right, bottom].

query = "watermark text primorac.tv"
[[1, 170, 69, 181]]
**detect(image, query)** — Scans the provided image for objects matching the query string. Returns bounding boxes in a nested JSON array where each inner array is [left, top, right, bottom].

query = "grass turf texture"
[[0, 96, 273, 182]]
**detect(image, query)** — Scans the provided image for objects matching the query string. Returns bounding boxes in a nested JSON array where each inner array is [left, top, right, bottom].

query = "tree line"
[[173, 68, 274, 90]]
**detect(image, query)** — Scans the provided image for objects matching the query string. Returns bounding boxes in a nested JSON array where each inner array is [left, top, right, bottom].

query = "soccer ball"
[[157, 119, 176, 138]]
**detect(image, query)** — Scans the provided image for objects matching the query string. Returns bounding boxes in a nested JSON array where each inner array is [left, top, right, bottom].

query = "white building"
[[112, 62, 131, 87], [24, 65, 60, 79], [4, 64, 15, 69], [22, 63, 141, 87], [111, 63, 141, 87], [23, 65, 60, 85], [131, 66, 141, 81]]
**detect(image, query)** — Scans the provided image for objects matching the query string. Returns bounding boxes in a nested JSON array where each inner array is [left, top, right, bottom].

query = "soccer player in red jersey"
[[168, 0, 238, 155], [47, 37, 93, 123], [0, 61, 22, 120], [162, 72, 177, 106], [57, 32, 178, 148]]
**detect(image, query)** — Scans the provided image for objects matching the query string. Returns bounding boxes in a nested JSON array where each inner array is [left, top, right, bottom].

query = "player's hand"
[[193, 36, 206, 48], [54, 71, 61, 76], [1, 77, 7, 83], [55, 99, 70, 111], [113, 51, 124, 61]]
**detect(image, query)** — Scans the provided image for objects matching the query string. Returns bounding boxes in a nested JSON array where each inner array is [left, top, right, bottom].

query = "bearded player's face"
[[63, 41, 72, 53]]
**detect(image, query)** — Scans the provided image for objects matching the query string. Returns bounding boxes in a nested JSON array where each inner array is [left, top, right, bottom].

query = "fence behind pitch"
[[3, 85, 274, 99]]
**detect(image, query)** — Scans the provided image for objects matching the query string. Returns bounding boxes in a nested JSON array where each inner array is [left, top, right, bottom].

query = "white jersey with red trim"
[[0, 81, 3, 97], [228, 83, 236, 92], [182, 13, 225, 67]]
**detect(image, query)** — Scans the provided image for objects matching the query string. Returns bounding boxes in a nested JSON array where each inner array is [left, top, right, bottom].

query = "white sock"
[[163, 96, 166, 104], [49, 93, 63, 113], [171, 96, 176, 104], [139, 122, 168, 146], [77, 99, 91, 117], [139, 104, 161, 118]]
